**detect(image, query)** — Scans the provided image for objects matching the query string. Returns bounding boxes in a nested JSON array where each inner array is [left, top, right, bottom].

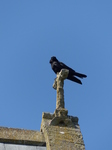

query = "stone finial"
[[53, 69, 69, 109]]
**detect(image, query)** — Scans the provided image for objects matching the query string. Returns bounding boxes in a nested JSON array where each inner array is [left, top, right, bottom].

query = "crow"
[[49, 56, 87, 84]]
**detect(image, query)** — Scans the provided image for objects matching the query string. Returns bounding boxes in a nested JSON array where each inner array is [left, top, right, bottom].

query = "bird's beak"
[[49, 60, 51, 63]]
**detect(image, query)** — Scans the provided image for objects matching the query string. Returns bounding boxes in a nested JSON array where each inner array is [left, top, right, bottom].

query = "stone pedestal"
[[40, 112, 85, 150]]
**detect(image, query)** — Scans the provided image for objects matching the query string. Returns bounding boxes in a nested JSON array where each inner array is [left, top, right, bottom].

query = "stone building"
[[0, 69, 85, 150]]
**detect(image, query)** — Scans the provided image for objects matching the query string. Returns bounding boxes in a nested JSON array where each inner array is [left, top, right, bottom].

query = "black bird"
[[49, 56, 87, 84]]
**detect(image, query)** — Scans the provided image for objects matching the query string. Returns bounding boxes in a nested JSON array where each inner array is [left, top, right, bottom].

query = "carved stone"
[[53, 69, 69, 109], [40, 69, 85, 149], [54, 108, 68, 117]]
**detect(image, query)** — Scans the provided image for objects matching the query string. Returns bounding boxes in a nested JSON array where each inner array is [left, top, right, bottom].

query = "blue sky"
[[0, 1, 112, 149]]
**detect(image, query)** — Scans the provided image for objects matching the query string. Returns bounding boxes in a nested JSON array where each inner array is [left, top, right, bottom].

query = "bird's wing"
[[67, 75, 82, 84], [60, 62, 87, 78], [74, 72, 87, 78], [60, 62, 76, 74]]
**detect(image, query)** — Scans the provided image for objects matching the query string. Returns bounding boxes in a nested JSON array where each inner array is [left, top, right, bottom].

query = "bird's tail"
[[67, 76, 82, 84], [75, 72, 87, 78]]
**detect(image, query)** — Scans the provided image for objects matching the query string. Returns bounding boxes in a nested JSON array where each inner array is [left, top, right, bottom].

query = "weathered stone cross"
[[53, 69, 69, 110]]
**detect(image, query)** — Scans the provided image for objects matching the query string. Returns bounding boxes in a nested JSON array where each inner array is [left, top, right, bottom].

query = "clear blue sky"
[[0, 1, 112, 149]]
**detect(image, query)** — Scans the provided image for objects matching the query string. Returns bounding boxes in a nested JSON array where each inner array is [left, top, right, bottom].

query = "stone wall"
[[0, 111, 85, 150], [41, 111, 85, 150], [0, 127, 45, 146]]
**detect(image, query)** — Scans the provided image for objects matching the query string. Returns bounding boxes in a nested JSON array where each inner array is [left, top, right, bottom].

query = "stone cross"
[[53, 69, 69, 109]]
